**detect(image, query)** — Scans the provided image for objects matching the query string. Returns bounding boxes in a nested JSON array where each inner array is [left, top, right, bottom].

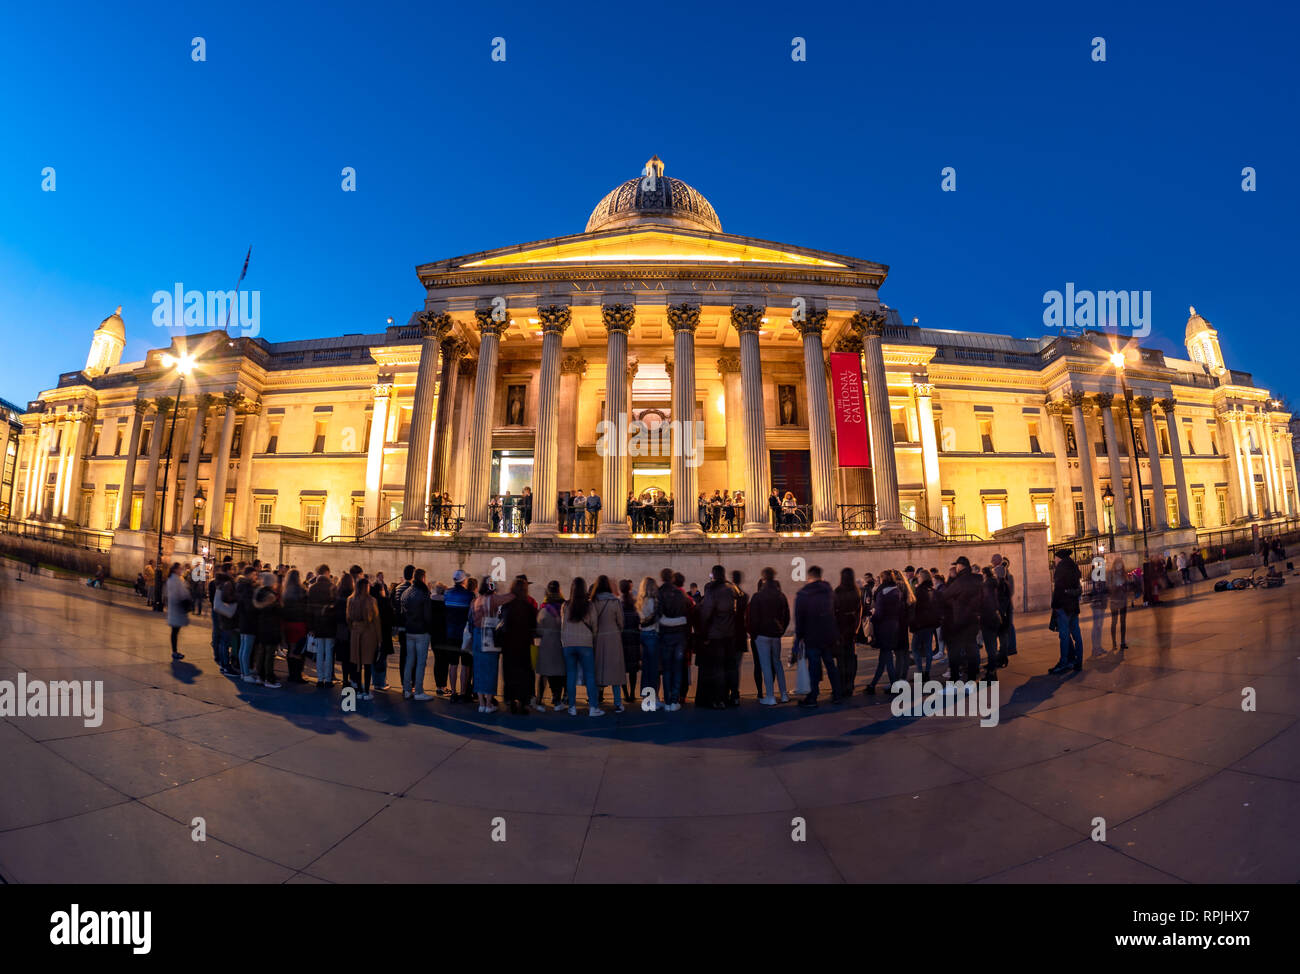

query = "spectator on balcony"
[[585, 489, 602, 532], [768, 488, 782, 529]]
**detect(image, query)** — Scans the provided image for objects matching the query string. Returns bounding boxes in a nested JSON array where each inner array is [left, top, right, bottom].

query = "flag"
[[237, 246, 251, 284]]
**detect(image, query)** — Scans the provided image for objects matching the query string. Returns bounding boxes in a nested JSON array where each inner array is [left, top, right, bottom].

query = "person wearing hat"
[[937, 555, 983, 682], [443, 569, 473, 701]]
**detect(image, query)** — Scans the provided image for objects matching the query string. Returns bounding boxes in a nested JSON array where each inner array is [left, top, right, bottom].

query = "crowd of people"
[[155, 551, 1036, 712]]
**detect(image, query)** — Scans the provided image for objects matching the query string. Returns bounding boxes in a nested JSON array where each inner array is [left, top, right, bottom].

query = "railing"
[[195, 534, 257, 565], [838, 504, 877, 532], [698, 504, 746, 535], [427, 503, 465, 533], [1197, 517, 1300, 564], [490, 499, 530, 535], [0, 516, 114, 553], [628, 504, 674, 535], [900, 511, 983, 542], [320, 513, 404, 544], [774, 504, 814, 533]]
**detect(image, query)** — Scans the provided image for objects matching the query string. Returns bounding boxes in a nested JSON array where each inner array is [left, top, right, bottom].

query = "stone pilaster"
[[365, 375, 394, 528], [855, 310, 901, 529], [1065, 391, 1100, 534], [1158, 398, 1193, 528], [1095, 392, 1130, 533], [139, 396, 173, 532], [117, 400, 149, 529], [1136, 396, 1169, 530], [531, 305, 571, 537], [460, 308, 506, 536], [796, 309, 841, 534], [401, 311, 451, 529], [599, 304, 634, 536], [232, 398, 261, 539], [207, 391, 241, 538], [179, 393, 213, 532], [668, 302, 704, 538]]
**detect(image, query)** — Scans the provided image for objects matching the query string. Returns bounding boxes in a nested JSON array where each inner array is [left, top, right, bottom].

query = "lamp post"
[[192, 485, 206, 550], [1109, 351, 1150, 559], [1102, 484, 1115, 552], [153, 352, 197, 611]]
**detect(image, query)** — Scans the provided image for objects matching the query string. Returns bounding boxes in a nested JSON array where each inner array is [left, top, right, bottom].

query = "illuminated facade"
[[7, 158, 1296, 571]]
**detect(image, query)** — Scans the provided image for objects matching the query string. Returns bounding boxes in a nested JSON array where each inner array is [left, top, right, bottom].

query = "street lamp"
[[1109, 350, 1150, 560], [1102, 484, 1115, 552], [193, 485, 206, 549], [153, 351, 198, 611]]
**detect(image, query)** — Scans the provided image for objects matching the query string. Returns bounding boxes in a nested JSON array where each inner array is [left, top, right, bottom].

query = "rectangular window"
[[1074, 499, 1085, 537], [114, 428, 124, 456], [979, 418, 994, 453], [303, 502, 322, 541], [1209, 430, 1218, 455], [397, 407, 412, 443], [312, 420, 327, 454], [257, 501, 274, 526], [90, 428, 101, 456], [265, 422, 280, 454], [140, 425, 152, 456], [231, 421, 243, 457], [1167, 494, 1179, 527], [985, 501, 1004, 534], [1216, 490, 1227, 525], [1185, 425, 1196, 455], [1027, 420, 1041, 454], [1159, 427, 1171, 455], [1141, 496, 1152, 529], [891, 406, 909, 443], [1193, 492, 1205, 528], [104, 489, 119, 530], [130, 495, 143, 531], [1034, 501, 1052, 543]]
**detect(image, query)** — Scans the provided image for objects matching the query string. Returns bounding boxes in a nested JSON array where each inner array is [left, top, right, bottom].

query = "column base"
[[458, 522, 489, 538], [597, 523, 631, 539], [669, 523, 705, 540], [810, 521, 843, 536], [877, 518, 905, 532], [527, 522, 558, 538], [742, 521, 774, 537], [398, 519, 428, 533]]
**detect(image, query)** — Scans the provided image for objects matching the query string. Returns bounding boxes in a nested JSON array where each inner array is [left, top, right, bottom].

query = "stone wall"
[[259, 521, 1052, 612]]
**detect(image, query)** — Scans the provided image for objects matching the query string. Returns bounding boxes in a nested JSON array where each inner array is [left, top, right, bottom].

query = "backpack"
[[660, 585, 688, 620]]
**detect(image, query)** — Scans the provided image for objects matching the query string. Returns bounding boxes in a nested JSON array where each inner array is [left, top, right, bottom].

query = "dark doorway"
[[769, 450, 812, 505]]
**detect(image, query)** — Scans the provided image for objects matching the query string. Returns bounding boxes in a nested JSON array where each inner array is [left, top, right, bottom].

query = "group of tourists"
[[157, 549, 1034, 712]]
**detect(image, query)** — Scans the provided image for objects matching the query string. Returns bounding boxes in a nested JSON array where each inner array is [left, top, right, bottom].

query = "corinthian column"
[[207, 391, 241, 538], [598, 304, 634, 537], [460, 308, 505, 536], [401, 311, 450, 529], [795, 309, 841, 534], [530, 305, 570, 538], [365, 376, 394, 528], [1136, 396, 1169, 531], [1066, 391, 1100, 534], [856, 310, 900, 529], [1096, 393, 1130, 533], [232, 398, 262, 539], [117, 400, 148, 529], [1257, 411, 1280, 516], [915, 381, 942, 528], [1229, 411, 1257, 518], [139, 396, 173, 532], [731, 305, 772, 535], [50, 415, 72, 521], [668, 302, 704, 538], [430, 337, 468, 499], [179, 394, 213, 532], [1045, 401, 1074, 536], [59, 411, 90, 521], [1158, 398, 1192, 528]]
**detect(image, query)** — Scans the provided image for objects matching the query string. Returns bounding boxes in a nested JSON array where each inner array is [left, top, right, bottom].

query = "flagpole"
[[223, 246, 252, 337]]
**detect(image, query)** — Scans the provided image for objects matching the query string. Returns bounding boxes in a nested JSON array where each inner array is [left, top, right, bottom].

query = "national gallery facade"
[[5, 157, 1297, 580]]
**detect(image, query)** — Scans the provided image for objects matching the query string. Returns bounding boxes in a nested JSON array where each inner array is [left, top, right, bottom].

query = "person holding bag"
[[561, 577, 602, 716], [535, 581, 567, 710], [472, 576, 507, 713]]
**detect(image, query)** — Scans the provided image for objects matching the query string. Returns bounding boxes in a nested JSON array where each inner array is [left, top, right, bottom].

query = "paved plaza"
[[1, 562, 1298, 884]]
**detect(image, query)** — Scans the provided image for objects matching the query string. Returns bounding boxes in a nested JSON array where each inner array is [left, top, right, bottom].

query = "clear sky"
[[1, 0, 1296, 404]]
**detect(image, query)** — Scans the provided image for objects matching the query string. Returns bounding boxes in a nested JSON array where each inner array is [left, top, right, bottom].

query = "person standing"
[[401, 569, 434, 700], [864, 569, 903, 693], [471, 577, 506, 712], [939, 557, 983, 682], [636, 576, 660, 703], [832, 567, 861, 696], [694, 565, 738, 710], [1049, 549, 1084, 674], [656, 568, 689, 711], [571, 490, 586, 532], [619, 578, 642, 703], [443, 570, 473, 701], [251, 571, 282, 688], [909, 569, 939, 680], [794, 565, 841, 707], [768, 488, 782, 530], [163, 563, 189, 661], [333, 572, 355, 690], [348, 577, 381, 699], [747, 566, 789, 705], [586, 488, 602, 533], [280, 569, 309, 683], [591, 575, 628, 713], [561, 577, 602, 716], [727, 569, 749, 706], [535, 580, 567, 710], [235, 567, 259, 682], [520, 486, 532, 533], [979, 566, 1003, 680], [1109, 554, 1129, 653], [499, 576, 537, 715], [307, 567, 336, 686]]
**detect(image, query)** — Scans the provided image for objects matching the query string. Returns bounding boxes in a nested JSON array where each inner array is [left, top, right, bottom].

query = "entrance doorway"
[[769, 450, 811, 507]]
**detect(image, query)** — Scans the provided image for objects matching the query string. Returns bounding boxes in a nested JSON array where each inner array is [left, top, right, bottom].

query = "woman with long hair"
[[636, 576, 660, 702], [865, 569, 904, 693], [1109, 555, 1129, 652], [561, 577, 601, 716], [832, 567, 861, 695], [347, 577, 381, 699], [535, 580, 567, 710], [619, 578, 642, 702], [471, 576, 505, 713], [163, 562, 189, 661], [781, 490, 797, 529], [592, 575, 628, 713], [334, 571, 356, 690], [909, 569, 940, 680], [281, 569, 310, 683]]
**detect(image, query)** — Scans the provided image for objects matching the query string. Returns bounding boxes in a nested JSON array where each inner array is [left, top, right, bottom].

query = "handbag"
[[794, 640, 811, 696], [460, 623, 473, 652]]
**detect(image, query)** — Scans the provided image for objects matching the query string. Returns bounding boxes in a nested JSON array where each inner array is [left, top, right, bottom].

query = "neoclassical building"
[[6, 157, 1296, 574]]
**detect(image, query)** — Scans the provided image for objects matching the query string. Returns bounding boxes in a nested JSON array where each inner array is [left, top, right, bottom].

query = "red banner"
[[829, 351, 871, 467]]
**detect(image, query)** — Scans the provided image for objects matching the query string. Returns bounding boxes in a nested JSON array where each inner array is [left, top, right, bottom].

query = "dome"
[[1185, 305, 1214, 341], [96, 305, 126, 342], [585, 156, 722, 234]]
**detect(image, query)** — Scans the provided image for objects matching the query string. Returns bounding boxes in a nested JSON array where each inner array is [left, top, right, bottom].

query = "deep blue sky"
[[1, 0, 1296, 404]]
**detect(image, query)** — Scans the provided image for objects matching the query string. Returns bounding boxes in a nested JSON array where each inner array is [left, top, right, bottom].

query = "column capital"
[[601, 303, 635, 333], [716, 352, 742, 376], [730, 304, 765, 334], [154, 395, 175, 415], [833, 328, 864, 352], [133, 398, 151, 416], [849, 309, 887, 338], [1134, 394, 1156, 413], [626, 357, 639, 382], [913, 381, 934, 398], [221, 389, 242, 409], [794, 308, 828, 336], [1093, 391, 1115, 409], [240, 396, 262, 416], [1063, 390, 1087, 408], [195, 392, 216, 411], [458, 356, 478, 377], [1157, 396, 1178, 415], [663, 356, 673, 379], [417, 310, 453, 341], [474, 308, 507, 337], [538, 304, 573, 335], [372, 374, 394, 398], [559, 353, 587, 376], [667, 302, 700, 333], [440, 335, 469, 360]]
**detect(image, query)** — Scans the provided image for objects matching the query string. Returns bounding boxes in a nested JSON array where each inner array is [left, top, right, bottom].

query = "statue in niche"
[[506, 385, 525, 426], [778, 385, 797, 425]]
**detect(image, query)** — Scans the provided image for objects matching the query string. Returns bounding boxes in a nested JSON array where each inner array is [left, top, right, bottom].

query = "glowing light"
[[1109, 351, 1126, 369], [161, 352, 197, 376], [716, 393, 726, 415]]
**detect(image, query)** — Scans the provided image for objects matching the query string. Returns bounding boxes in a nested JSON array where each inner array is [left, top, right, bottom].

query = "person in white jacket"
[[163, 563, 189, 661]]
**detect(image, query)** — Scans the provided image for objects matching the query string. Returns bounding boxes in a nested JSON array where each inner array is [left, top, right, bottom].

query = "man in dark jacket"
[[794, 565, 841, 707], [696, 565, 738, 709], [938, 556, 983, 682], [392, 565, 414, 692], [401, 570, 434, 699], [1049, 549, 1084, 674], [730, 569, 758, 702], [768, 488, 782, 530], [656, 568, 690, 710], [747, 568, 790, 704]]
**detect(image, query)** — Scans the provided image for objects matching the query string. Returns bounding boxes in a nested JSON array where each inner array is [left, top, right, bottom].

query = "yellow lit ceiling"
[[460, 230, 847, 268]]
